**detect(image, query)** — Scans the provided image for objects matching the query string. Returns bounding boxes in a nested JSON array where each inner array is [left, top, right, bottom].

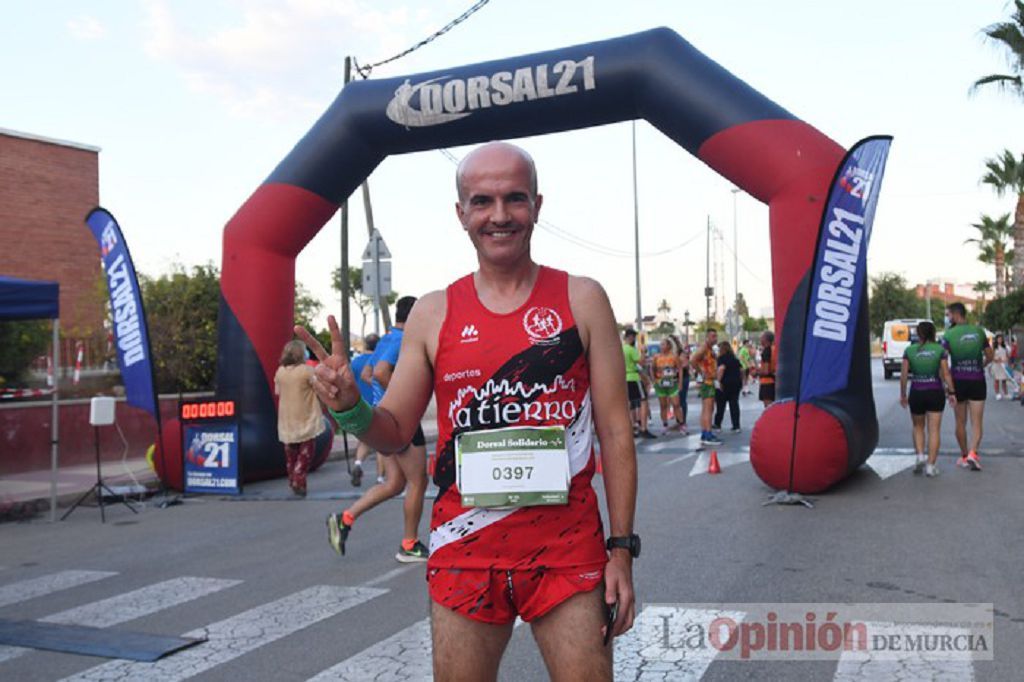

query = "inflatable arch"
[[159, 27, 879, 493]]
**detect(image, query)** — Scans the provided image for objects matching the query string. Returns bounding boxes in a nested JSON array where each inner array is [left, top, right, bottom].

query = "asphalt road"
[[1, 361, 1022, 681]]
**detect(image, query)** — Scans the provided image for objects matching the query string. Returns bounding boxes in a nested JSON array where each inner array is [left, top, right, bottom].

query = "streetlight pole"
[[705, 215, 712, 330]]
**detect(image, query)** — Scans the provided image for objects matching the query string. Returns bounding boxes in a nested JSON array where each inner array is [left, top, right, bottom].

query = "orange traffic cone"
[[708, 450, 721, 475]]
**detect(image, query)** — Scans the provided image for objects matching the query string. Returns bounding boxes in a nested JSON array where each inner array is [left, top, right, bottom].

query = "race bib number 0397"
[[456, 426, 570, 508]]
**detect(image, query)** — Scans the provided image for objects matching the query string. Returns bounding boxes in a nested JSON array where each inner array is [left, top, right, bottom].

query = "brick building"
[[0, 127, 103, 365], [913, 281, 980, 313]]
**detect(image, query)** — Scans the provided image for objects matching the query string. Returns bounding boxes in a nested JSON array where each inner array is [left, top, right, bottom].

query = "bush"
[[983, 289, 1024, 332], [0, 320, 50, 387]]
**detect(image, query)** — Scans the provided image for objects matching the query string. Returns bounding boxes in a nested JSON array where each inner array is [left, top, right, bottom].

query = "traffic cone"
[[708, 450, 721, 475]]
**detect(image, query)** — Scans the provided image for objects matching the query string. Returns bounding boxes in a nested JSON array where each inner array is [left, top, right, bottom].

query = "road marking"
[[865, 455, 919, 480], [0, 577, 241, 664], [689, 450, 750, 476], [662, 453, 697, 466], [833, 621, 975, 681], [363, 565, 417, 588], [0, 570, 117, 608], [61, 585, 387, 682], [614, 606, 746, 681], [308, 618, 432, 681], [308, 614, 525, 681]]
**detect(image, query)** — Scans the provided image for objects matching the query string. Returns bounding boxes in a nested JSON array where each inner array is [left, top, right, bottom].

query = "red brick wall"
[[0, 131, 103, 340]]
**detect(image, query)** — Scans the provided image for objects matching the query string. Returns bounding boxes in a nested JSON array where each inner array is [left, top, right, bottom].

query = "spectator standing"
[[274, 340, 326, 497]]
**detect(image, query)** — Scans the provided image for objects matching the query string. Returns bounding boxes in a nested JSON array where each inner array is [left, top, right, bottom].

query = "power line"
[[438, 147, 703, 258], [352, 0, 492, 79]]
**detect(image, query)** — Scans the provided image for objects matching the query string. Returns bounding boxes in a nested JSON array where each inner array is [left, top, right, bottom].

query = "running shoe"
[[956, 456, 969, 469], [350, 463, 363, 487], [640, 430, 658, 439], [730, 427, 742, 434], [966, 451, 982, 471], [701, 434, 723, 445], [913, 454, 926, 475], [395, 540, 429, 563], [925, 464, 940, 477], [376, 475, 386, 484], [326, 513, 350, 556]]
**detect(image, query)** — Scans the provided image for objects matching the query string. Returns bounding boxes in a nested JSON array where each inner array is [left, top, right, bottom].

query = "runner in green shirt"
[[942, 302, 993, 471], [622, 328, 655, 438], [900, 320, 956, 477]]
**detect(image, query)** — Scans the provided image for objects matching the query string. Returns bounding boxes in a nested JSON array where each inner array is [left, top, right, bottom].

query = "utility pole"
[[731, 188, 740, 311], [632, 120, 642, 334], [339, 56, 352, 355], [705, 216, 712, 330]]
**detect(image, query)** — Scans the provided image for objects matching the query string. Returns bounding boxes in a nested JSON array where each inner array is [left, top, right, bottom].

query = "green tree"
[[331, 266, 398, 338], [0, 320, 50, 387], [869, 273, 920, 338], [293, 283, 322, 331], [142, 263, 221, 393], [982, 288, 1024, 332], [742, 316, 768, 333], [971, 0, 1024, 102], [734, 292, 750, 319], [982, 150, 1024, 290], [965, 213, 1014, 296], [974, 280, 994, 314]]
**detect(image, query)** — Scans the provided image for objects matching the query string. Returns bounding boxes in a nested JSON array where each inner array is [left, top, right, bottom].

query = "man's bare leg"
[[394, 443, 427, 541], [531, 587, 612, 682], [346, 454, 406, 520], [953, 401, 969, 456], [431, 601, 514, 682], [926, 412, 942, 465], [968, 400, 985, 453]]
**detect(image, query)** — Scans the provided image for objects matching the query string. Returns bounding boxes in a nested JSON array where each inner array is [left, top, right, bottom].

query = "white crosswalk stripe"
[[0, 577, 241, 665], [59, 585, 386, 681], [0, 570, 116, 609], [614, 606, 747, 681], [308, 618, 433, 682], [833, 621, 975, 680]]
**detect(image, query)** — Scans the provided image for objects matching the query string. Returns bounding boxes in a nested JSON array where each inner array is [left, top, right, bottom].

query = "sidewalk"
[[0, 411, 441, 520]]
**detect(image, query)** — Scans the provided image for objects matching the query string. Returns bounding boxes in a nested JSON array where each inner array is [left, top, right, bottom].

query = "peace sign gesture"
[[293, 315, 360, 412]]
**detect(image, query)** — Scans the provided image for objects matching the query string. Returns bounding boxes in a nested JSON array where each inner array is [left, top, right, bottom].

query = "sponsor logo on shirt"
[[448, 376, 578, 429], [460, 324, 479, 343], [442, 368, 482, 383], [523, 307, 563, 346]]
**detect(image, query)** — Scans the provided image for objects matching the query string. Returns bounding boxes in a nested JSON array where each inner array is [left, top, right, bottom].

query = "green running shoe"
[[395, 540, 429, 563], [326, 513, 350, 556]]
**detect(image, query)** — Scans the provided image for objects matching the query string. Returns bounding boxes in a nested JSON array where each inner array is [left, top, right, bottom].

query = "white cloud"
[[140, 0, 426, 120], [67, 16, 106, 41]]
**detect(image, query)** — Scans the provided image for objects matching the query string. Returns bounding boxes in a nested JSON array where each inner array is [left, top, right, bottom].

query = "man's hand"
[[899, 395, 908, 409], [603, 552, 636, 641], [294, 315, 360, 412]]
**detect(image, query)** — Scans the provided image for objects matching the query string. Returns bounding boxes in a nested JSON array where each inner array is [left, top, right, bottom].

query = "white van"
[[881, 318, 931, 379]]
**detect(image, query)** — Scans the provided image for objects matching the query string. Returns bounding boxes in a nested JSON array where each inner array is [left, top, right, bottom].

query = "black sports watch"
[[606, 534, 641, 558]]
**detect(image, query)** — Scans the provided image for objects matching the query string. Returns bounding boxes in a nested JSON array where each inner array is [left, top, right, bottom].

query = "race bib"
[[456, 426, 570, 508]]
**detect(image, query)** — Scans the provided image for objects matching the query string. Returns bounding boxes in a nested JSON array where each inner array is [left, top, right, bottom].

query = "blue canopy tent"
[[0, 275, 60, 521]]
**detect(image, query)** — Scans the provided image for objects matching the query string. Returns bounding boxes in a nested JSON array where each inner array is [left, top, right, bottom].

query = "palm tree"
[[971, 0, 1024, 101], [982, 151, 1024, 290], [973, 281, 994, 313], [965, 214, 1013, 296]]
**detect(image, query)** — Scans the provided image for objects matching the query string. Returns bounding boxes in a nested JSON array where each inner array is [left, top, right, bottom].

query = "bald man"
[[298, 142, 637, 681]]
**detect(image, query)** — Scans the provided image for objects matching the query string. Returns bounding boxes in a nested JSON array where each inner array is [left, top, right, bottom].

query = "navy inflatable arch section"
[[158, 27, 878, 493]]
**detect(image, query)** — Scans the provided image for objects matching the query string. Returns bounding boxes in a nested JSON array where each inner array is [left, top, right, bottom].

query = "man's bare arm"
[[569, 276, 637, 636]]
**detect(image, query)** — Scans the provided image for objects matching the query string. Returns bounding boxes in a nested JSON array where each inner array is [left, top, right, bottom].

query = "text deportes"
[[811, 207, 865, 343], [180, 400, 236, 420]]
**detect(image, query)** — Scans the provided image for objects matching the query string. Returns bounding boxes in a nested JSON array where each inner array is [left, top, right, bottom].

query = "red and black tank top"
[[428, 266, 606, 571]]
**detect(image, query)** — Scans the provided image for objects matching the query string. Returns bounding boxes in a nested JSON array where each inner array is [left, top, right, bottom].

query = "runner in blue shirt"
[[347, 333, 379, 487]]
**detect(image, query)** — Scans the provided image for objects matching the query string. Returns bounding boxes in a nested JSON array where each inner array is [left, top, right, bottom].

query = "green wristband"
[[329, 398, 373, 435]]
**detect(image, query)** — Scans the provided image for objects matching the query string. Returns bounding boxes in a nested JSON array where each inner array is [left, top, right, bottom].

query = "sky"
[[2, 0, 1022, 336]]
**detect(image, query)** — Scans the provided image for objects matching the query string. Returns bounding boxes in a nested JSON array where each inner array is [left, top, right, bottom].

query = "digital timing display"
[[179, 400, 236, 421]]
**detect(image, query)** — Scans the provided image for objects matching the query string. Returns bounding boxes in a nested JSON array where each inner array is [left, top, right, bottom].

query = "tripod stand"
[[61, 425, 139, 523]]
